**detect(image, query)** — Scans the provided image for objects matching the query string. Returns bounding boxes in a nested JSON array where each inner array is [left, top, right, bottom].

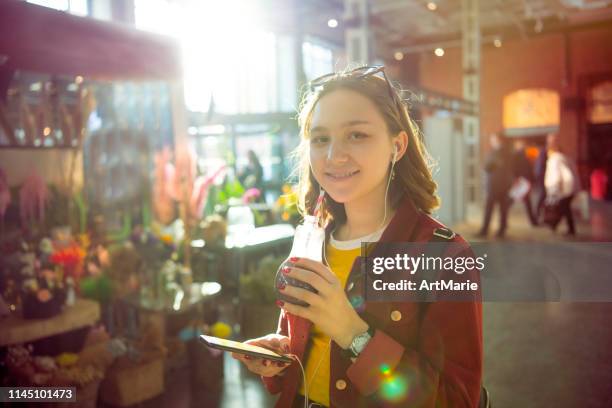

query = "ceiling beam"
[[384, 11, 612, 52], [495, 0, 529, 40]]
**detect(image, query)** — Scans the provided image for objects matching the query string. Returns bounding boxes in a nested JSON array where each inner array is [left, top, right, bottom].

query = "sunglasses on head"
[[308, 65, 397, 103]]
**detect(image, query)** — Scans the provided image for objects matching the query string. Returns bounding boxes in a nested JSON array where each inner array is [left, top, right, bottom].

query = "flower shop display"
[[21, 266, 66, 319], [0, 228, 92, 319], [0, 240, 66, 320], [99, 321, 167, 406], [79, 244, 113, 305], [49, 244, 86, 286], [2, 325, 115, 407], [102, 243, 143, 301]]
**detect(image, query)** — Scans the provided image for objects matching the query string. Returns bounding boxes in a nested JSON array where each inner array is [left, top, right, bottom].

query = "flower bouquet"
[[21, 268, 66, 319]]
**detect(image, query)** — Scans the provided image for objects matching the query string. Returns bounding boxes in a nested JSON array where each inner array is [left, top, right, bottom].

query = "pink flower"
[[152, 147, 176, 224], [87, 261, 101, 276], [97, 246, 110, 267], [242, 188, 261, 204]]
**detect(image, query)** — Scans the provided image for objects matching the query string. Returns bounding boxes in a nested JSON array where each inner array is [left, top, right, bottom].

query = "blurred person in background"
[[512, 140, 538, 226], [544, 134, 580, 236], [239, 149, 264, 194], [478, 132, 514, 238], [534, 135, 551, 219]]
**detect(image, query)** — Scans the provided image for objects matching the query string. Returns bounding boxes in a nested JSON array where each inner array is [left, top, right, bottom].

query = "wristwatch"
[[346, 327, 375, 358]]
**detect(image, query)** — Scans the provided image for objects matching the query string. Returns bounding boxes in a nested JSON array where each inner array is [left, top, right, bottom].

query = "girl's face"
[[308, 88, 395, 205]]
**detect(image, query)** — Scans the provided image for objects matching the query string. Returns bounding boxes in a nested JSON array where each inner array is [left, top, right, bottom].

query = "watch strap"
[[343, 327, 375, 359]]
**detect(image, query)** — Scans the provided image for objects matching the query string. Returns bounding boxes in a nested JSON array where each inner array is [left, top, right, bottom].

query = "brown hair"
[[291, 69, 440, 226]]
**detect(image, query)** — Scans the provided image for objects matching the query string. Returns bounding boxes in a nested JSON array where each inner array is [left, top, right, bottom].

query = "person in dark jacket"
[[239, 149, 264, 192], [477, 133, 514, 238], [512, 140, 538, 226]]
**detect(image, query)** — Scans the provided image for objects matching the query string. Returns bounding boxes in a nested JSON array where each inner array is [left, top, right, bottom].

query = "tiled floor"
[[455, 198, 612, 408], [126, 295, 279, 408], [132, 199, 612, 408], [480, 302, 612, 408], [136, 352, 278, 408]]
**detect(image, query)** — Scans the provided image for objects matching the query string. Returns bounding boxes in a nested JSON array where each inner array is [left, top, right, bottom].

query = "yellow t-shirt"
[[298, 243, 360, 406]]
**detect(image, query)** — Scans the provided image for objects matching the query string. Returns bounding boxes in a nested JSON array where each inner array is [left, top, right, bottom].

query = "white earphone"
[[392, 145, 399, 164], [380, 144, 399, 231]]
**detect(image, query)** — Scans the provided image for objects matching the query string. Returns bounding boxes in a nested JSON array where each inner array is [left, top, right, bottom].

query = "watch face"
[[352, 332, 372, 354]]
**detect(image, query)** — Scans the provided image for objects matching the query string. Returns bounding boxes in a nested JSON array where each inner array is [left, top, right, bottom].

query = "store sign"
[[589, 81, 612, 124], [503, 89, 560, 130]]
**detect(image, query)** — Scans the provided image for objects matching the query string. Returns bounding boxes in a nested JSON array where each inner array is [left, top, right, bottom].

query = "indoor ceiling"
[[365, 0, 612, 55], [173, 0, 612, 59], [277, 0, 612, 59]]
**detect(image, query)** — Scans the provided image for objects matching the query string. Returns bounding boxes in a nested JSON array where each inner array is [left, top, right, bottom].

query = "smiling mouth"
[[325, 170, 360, 180]]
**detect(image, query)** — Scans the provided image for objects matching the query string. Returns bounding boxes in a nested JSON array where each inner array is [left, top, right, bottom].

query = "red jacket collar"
[[378, 194, 422, 243], [325, 194, 422, 243]]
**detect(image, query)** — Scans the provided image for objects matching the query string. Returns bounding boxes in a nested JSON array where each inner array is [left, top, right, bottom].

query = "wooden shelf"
[[0, 298, 100, 347]]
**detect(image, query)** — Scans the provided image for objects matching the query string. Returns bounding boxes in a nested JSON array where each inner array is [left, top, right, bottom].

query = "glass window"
[[276, 35, 298, 112], [302, 38, 334, 82], [27, 0, 69, 11], [134, 0, 286, 114], [191, 133, 231, 177], [68, 0, 88, 16], [26, 0, 88, 16]]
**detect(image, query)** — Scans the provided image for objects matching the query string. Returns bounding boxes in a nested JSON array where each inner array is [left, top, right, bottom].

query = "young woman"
[[233, 66, 483, 407]]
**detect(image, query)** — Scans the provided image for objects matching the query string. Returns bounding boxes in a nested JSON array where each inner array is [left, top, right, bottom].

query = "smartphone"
[[199, 335, 293, 363]]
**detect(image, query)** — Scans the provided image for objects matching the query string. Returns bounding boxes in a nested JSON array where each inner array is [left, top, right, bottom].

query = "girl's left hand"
[[278, 257, 369, 349]]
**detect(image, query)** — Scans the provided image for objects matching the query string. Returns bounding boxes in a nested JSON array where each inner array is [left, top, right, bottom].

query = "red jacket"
[[263, 197, 483, 407]]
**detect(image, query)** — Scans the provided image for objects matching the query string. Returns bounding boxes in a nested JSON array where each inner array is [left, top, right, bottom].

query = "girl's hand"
[[231, 334, 292, 377], [278, 258, 369, 349]]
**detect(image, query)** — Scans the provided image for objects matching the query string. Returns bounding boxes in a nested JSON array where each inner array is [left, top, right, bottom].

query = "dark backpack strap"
[[431, 227, 456, 241], [417, 226, 457, 317]]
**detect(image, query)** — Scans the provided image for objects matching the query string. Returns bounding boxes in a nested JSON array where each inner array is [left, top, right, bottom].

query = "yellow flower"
[[211, 322, 232, 339], [160, 234, 174, 245], [284, 192, 297, 206], [78, 234, 90, 250], [56, 353, 79, 367]]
